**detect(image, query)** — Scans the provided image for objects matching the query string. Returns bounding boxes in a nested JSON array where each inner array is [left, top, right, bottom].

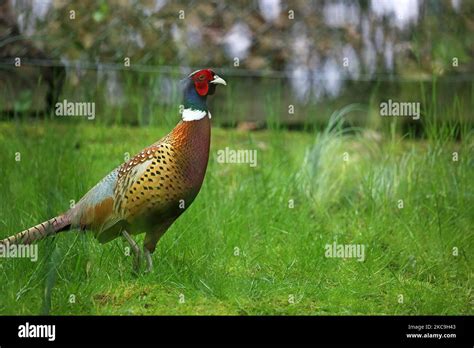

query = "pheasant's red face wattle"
[[191, 69, 214, 96], [195, 81, 208, 96], [189, 69, 226, 97]]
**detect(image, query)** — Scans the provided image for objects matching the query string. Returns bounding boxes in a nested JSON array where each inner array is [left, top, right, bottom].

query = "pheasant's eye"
[[198, 74, 206, 81]]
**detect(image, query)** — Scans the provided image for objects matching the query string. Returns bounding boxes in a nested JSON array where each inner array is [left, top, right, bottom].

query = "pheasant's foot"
[[122, 230, 142, 273], [144, 247, 153, 273]]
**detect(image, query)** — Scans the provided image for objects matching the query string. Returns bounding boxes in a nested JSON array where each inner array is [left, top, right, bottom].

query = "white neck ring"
[[182, 108, 211, 121]]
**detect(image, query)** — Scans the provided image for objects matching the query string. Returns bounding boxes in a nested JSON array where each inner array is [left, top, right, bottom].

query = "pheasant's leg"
[[143, 227, 169, 273], [122, 230, 141, 273], [144, 246, 153, 273]]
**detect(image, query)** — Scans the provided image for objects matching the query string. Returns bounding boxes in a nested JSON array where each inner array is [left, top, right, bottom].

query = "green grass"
[[0, 113, 472, 315]]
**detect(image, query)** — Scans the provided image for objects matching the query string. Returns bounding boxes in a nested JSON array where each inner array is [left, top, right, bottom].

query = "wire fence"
[[2, 0, 473, 83], [0, 0, 473, 127], [1, 58, 473, 82]]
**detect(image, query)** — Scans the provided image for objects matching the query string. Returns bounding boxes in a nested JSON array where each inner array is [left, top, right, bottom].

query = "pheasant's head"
[[182, 69, 226, 121], [189, 69, 227, 96]]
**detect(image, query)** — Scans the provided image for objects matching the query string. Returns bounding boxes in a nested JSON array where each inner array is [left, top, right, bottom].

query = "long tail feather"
[[0, 214, 71, 245]]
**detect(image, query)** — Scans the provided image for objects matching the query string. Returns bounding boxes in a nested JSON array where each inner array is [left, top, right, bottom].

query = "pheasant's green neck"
[[182, 80, 209, 121], [183, 82, 207, 111]]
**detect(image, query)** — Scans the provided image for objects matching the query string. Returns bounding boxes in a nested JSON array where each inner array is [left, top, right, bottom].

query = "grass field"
[[0, 111, 472, 315]]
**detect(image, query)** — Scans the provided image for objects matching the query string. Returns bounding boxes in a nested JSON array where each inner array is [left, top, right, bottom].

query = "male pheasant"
[[0, 69, 226, 272]]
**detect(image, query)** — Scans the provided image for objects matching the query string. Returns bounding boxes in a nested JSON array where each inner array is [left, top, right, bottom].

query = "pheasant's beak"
[[210, 75, 227, 86]]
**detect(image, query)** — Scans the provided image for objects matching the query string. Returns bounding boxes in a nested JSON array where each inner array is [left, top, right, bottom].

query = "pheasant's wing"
[[114, 141, 186, 223], [68, 140, 184, 244], [67, 144, 163, 237], [68, 167, 121, 233]]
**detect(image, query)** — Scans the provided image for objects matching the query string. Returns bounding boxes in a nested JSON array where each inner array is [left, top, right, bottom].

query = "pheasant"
[[0, 68, 226, 272]]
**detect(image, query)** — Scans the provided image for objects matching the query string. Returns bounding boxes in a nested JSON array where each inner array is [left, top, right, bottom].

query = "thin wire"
[[0, 58, 472, 82]]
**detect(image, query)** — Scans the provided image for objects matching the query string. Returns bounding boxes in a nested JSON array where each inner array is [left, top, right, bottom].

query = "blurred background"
[[0, 0, 473, 130]]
